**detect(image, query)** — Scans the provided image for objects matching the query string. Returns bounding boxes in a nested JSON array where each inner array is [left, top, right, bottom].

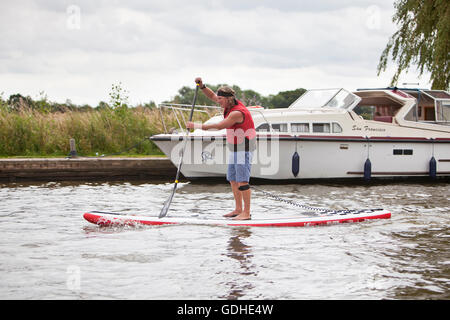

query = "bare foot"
[[223, 210, 241, 218], [232, 213, 251, 220]]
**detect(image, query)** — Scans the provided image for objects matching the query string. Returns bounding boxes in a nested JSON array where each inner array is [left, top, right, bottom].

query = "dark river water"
[[0, 179, 449, 299]]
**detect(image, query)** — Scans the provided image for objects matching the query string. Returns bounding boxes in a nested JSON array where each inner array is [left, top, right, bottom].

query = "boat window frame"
[[312, 122, 331, 133], [256, 121, 345, 134], [332, 122, 343, 133], [271, 123, 289, 133], [291, 122, 310, 133]]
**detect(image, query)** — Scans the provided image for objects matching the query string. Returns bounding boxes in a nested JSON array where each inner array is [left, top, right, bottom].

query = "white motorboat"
[[150, 87, 450, 180]]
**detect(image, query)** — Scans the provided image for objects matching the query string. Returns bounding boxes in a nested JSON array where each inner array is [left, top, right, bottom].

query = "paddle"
[[159, 83, 200, 218]]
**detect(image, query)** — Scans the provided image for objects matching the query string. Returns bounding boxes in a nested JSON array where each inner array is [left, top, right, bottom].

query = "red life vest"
[[223, 100, 256, 146]]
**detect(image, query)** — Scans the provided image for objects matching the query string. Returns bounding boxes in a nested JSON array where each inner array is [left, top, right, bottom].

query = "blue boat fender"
[[292, 151, 300, 177], [364, 158, 372, 181], [429, 156, 437, 179]]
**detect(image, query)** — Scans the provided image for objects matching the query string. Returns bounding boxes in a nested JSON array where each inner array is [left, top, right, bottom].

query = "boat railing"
[[156, 103, 221, 134], [157, 103, 276, 134]]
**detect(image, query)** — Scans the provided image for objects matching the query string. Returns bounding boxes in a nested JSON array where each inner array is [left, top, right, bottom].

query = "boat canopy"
[[289, 88, 361, 111]]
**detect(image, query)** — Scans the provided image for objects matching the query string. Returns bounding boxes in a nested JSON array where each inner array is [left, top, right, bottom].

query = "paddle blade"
[[159, 183, 178, 218]]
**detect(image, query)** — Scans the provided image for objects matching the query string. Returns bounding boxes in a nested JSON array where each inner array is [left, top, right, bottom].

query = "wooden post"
[[69, 138, 78, 158]]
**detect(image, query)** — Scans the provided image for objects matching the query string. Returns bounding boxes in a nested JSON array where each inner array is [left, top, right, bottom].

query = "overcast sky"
[[0, 0, 431, 106]]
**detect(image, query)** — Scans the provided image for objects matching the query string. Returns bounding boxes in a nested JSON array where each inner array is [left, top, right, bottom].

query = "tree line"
[[0, 85, 306, 113], [167, 84, 306, 109]]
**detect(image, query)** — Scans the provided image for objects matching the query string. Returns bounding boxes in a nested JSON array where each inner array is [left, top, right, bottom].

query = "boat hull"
[[151, 135, 450, 180]]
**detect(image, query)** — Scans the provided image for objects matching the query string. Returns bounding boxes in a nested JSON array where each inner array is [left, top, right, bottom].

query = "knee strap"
[[238, 184, 250, 191]]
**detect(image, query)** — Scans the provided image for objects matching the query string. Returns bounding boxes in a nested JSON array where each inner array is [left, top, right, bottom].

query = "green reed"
[[0, 106, 210, 157]]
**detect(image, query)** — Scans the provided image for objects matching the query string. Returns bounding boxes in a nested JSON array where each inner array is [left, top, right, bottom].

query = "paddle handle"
[[176, 83, 199, 178], [188, 84, 199, 122]]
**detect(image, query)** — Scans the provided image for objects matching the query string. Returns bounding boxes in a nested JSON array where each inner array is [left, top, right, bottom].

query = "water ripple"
[[0, 180, 449, 299]]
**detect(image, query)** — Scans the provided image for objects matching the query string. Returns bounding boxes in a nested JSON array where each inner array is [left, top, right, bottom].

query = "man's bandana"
[[217, 91, 234, 97]]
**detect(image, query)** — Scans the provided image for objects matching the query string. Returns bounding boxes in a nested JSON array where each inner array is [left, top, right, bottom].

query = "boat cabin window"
[[256, 123, 270, 132], [291, 123, 310, 133], [332, 123, 343, 133], [256, 123, 289, 132], [312, 123, 330, 133], [272, 123, 288, 132]]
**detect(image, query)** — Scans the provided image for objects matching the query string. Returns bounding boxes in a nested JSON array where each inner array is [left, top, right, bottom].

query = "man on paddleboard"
[[186, 78, 256, 220]]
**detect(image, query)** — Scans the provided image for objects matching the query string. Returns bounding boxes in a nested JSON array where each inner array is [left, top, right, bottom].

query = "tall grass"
[[0, 106, 210, 157]]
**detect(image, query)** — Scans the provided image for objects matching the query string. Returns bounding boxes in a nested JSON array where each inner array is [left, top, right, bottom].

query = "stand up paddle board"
[[83, 209, 391, 227]]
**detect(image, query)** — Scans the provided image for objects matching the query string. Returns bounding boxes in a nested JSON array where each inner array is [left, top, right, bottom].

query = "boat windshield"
[[436, 100, 450, 123], [402, 89, 450, 124], [289, 88, 360, 110]]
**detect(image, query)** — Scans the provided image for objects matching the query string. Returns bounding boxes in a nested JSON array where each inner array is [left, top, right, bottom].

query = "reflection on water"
[[388, 226, 450, 299], [222, 228, 256, 299], [0, 179, 449, 299]]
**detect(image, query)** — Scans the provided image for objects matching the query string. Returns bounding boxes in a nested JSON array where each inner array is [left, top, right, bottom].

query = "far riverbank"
[[0, 157, 177, 182]]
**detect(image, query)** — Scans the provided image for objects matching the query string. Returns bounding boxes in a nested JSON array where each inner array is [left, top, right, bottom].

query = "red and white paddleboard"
[[83, 209, 391, 228]]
